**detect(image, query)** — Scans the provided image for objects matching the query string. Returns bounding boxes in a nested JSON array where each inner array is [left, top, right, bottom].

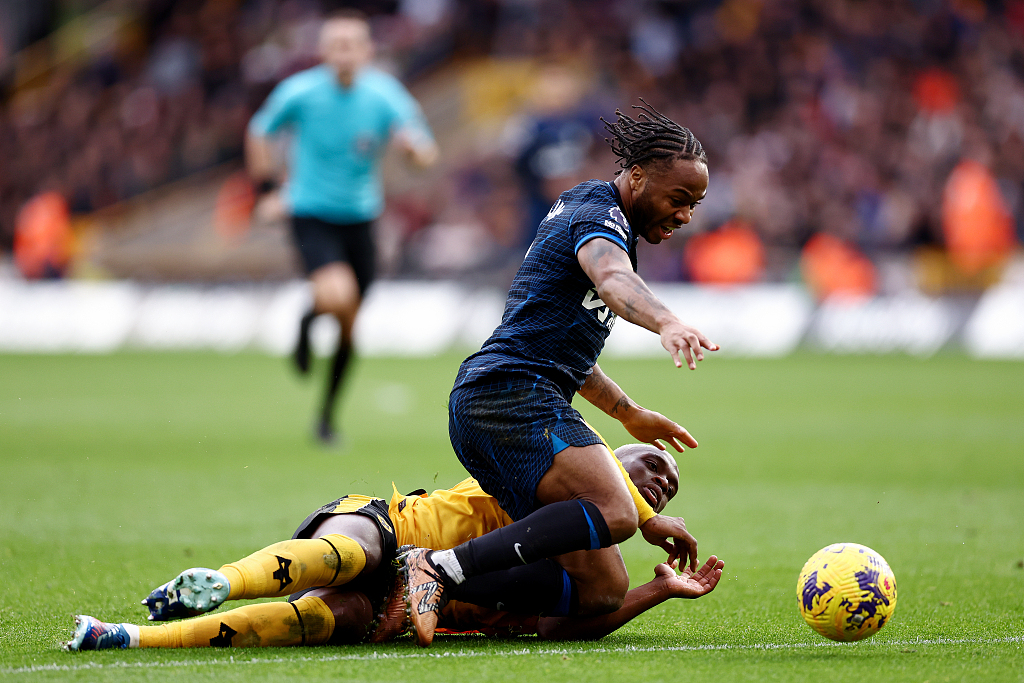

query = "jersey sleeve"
[[248, 78, 301, 136], [376, 72, 435, 143], [569, 199, 632, 256]]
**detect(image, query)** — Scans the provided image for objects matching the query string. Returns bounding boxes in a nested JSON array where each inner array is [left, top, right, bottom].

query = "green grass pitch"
[[1, 351, 1022, 681]]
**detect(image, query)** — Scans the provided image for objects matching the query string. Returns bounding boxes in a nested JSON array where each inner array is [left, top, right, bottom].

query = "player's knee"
[[315, 291, 355, 318], [595, 491, 639, 545], [575, 566, 629, 616]]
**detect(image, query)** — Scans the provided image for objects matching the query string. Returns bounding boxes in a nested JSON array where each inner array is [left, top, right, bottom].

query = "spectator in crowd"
[[1, 0, 1023, 291]]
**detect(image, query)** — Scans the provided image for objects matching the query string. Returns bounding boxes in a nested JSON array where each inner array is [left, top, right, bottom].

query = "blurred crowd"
[[2, 0, 1023, 293]]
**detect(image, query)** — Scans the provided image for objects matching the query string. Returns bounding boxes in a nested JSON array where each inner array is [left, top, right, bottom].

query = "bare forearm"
[[406, 139, 438, 168], [578, 364, 637, 419], [245, 132, 278, 181], [536, 580, 668, 641], [597, 270, 678, 335]]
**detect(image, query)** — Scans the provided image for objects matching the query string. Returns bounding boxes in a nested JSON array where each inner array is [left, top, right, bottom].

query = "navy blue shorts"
[[448, 374, 603, 521]]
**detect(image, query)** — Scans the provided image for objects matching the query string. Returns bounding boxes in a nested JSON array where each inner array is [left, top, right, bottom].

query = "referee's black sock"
[[445, 559, 578, 617], [431, 500, 611, 582], [319, 337, 351, 431], [293, 309, 316, 375]]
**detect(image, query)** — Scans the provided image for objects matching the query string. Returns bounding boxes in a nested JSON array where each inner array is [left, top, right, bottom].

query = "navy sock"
[[447, 559, 578, 616], [450, 500, 611, 578]]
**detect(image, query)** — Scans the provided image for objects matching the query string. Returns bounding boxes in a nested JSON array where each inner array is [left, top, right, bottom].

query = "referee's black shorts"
[[290, 215, 376, 296]]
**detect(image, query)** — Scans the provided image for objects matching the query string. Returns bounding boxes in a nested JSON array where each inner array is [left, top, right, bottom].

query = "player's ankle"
[[426, 549, 464, 585]]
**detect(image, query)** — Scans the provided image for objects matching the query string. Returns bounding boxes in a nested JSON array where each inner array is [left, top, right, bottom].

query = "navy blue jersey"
[[455, 179, 638, 398]]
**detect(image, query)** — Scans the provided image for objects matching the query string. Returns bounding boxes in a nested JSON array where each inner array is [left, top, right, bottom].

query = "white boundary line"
[[3, 636, 1021, 675]]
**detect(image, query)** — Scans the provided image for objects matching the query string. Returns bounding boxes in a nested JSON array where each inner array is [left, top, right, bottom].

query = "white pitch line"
[[4, 636, 1022, 675]]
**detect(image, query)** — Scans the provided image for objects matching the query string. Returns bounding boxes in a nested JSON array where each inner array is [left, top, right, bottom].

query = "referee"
[[246, 9, 437, 445]]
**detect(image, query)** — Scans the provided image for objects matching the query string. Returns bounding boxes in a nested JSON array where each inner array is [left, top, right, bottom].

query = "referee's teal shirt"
[[249, 64, 433, 224]]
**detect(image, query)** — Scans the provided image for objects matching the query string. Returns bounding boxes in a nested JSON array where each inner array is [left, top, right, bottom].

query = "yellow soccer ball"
[[796, 543, 898, 642]]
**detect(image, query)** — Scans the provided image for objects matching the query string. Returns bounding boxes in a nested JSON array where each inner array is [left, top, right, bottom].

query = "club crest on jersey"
[[608, 206, 629, 235]]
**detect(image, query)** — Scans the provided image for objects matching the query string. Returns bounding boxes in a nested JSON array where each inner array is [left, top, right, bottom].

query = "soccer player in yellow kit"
[[66, 444, 722, 650]]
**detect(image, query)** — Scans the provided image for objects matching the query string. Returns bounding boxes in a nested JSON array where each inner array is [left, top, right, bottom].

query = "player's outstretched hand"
[[660, 320, 719, 370], [640, 514, 699, 572], [654, 555, 724, 599], [620, 406, 698, 452]]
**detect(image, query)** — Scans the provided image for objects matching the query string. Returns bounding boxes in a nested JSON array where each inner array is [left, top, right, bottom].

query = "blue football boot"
[[65, 615, 133, 651], [141, 567, 231, 621]]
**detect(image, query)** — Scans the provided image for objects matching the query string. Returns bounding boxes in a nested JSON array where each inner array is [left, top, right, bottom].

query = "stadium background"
[[1, 0, 1024, 358]]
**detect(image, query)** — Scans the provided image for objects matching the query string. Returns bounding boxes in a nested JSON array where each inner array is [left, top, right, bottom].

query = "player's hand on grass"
[[660, 320, 719, 370], [640, 514, 699, 572], [654, 555, 724, 599], [620, 406, 698, 452]]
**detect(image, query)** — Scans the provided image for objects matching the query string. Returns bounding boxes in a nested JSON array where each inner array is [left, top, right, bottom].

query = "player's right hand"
[[620, 406, 698, 452], [640, 514, 698, 571], [660, 320, 718, 370]]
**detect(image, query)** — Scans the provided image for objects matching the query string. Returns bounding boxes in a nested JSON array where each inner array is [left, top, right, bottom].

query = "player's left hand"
[[654, 555, 724, 599], [640, 514, 699, 572], [620, 406, 698, 453]]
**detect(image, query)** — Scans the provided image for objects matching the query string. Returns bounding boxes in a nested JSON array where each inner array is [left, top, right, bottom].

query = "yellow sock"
[[218, 534, 366, 600], [137, 596, 335, 648]]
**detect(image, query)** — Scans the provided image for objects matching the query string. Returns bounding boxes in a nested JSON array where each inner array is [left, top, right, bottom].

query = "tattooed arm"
[[576, 237, 718, 370], [579, 364, 697, 452]]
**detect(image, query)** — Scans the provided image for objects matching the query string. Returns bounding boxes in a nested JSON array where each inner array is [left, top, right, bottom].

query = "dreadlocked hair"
[[601, 99, 707, 175]]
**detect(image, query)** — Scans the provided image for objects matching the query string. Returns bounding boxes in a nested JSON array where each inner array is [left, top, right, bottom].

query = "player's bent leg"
[[306, 511, 384, 572], [555, 546, 630, 615], [401, 447, 634, 646], [431, 443, 637, 585], [216, 534, 363, 598], [536, 443, 639, 544], [220, 514, 381, 602], [143, 515, 382, 621]]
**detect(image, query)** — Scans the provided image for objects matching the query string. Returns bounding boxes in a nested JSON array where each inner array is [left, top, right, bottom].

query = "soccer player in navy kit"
[[390, 102, 720, 646], [246, 10, 437, 444]]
